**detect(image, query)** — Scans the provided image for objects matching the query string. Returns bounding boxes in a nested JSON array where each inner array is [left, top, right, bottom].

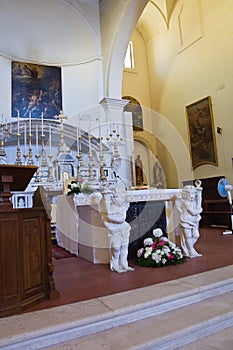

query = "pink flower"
[[151, 242, 157, 250], [137, 248, 144, 257], [168, 252, 174, 259], [158, 240, 165, 246]]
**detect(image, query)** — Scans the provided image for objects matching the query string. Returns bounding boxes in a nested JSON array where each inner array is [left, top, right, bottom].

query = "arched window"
[[124, 41, 134, 69]]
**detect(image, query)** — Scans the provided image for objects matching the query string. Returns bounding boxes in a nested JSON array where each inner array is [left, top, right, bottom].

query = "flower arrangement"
[[67, 177, 93, 196], [137, 228, 185, 268]]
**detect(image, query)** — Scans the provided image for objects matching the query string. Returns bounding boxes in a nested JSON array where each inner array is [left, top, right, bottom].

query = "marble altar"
[[56, 188, 184, 268]]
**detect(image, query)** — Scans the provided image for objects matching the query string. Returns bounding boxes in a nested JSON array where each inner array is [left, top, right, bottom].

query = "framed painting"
[[186, 96, 218, 169], [123, 96, 143, 131], [12, 61, 62, 119]]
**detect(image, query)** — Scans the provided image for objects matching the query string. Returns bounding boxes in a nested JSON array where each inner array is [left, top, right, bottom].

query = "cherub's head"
[[110, 156, 122, 171], [182, 185, 196, 201]]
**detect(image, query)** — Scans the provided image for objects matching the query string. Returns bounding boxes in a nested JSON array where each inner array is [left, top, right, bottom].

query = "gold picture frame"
[[186, 96, 218, 169], [12, 61, 62, 119]]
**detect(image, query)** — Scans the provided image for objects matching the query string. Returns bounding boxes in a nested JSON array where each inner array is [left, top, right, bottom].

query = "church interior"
[[1, 0, 233, 348]]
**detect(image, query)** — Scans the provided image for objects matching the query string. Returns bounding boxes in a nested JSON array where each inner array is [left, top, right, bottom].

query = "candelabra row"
[[0, 112, 124, 189], [77, 120, 123, 184]]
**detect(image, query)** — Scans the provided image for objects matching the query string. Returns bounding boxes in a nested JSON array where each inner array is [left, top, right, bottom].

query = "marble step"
[[43, 290, 233, 350], [1, 265, 233, 350]]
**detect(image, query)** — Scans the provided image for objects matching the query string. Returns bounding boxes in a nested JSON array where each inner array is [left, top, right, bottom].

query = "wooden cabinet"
[[0, 194, 59, 317], [201, 199, 231, 228], [183, 176, 231, 229], [0, 165, 59, 318]]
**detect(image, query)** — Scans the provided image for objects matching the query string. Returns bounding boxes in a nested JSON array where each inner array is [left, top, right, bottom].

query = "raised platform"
[[1, 265, 233, 349]]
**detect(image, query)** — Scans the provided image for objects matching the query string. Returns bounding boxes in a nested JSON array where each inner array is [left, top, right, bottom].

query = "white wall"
[[62, 60, 103, 120], [0, 0, 103, 121]]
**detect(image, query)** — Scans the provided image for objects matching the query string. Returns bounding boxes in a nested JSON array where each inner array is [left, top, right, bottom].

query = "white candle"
[[77, 127, 79, 155], [36, 124, 38, 154], [17, 110, 20, 134], [24, 124, 27, 154], [99, 118, 103, 156], [29, 111, 32, 134], [89, 134, 92, 154], [49, 125, 52, 154], [41, 112, 44, 134]]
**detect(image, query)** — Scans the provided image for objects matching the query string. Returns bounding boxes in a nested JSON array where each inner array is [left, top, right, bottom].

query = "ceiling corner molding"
[[0, 51, 102, 68]]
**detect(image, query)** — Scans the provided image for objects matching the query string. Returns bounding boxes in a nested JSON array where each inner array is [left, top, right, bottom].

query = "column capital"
[[100, 97, 130, 111]]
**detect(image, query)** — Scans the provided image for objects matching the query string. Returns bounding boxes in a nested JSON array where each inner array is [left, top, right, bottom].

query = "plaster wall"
[[148, 0, 233, 184], [122, 0, 233, 187], [0, 0, 103, 120], [122, 30, 151, 111]]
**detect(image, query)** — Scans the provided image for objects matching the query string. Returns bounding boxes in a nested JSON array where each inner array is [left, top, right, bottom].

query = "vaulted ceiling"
[[136, 0, 178, 40], [0, 0, 100, 65], [0, 0, 178, 65]]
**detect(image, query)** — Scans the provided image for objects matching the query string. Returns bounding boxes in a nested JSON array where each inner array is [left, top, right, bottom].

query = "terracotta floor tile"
[[22, 228, 233, 314]]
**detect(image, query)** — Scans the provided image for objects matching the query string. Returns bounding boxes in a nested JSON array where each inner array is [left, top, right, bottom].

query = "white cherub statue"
[[176, 182, 203, 258]]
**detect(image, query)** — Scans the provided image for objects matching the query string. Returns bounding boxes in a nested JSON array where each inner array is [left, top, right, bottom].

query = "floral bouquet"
[[137, 228, 185, 268], [67, 177, 93, 196]]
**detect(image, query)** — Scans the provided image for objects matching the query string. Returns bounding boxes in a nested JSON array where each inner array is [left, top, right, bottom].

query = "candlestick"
[[24, 124, 27, 154], [77, 127, 79, 155], [49, 125, 52, 154], [36, 124, 38, 155], [99, 121, 102, 152], [29, 111, 32, 135], [4, 118, 8, 132], [89, 134, 92, 154], [17, 110, 20, 135], [41, 112, 44, 134]]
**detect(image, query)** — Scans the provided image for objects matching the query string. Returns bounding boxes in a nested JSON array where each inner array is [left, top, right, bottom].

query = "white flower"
[[152, 251, 161, 263], [71, 183, 79, 189], [145, 247, 152, 253], [144, 246, 152, 258], [176, 250, 183, 258], [162, 237, 169, 242], [162, 246, 171, 255], [153, 228, 163, 237], [169, 242, 176, 249], [162, 258, 167, 265], [144, 238, 153, 246]]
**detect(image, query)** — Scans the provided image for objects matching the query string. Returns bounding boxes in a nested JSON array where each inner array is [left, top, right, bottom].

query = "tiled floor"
[[24, 227, 233, 314]]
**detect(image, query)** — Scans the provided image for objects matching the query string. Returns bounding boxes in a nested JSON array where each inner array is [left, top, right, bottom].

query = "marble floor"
[[23, 227, 233, 315]]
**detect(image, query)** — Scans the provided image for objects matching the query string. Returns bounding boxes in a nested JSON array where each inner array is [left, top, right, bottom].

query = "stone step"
[[1, 265, 233, 350], [44, 290, 233, 350]]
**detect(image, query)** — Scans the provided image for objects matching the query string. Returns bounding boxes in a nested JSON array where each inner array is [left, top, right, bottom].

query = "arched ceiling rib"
[[136, 0, 178, 40]]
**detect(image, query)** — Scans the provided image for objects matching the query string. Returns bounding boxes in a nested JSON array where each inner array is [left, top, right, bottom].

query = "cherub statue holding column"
[[176, 181, 203, 258], [99, 156, 134, 273]]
